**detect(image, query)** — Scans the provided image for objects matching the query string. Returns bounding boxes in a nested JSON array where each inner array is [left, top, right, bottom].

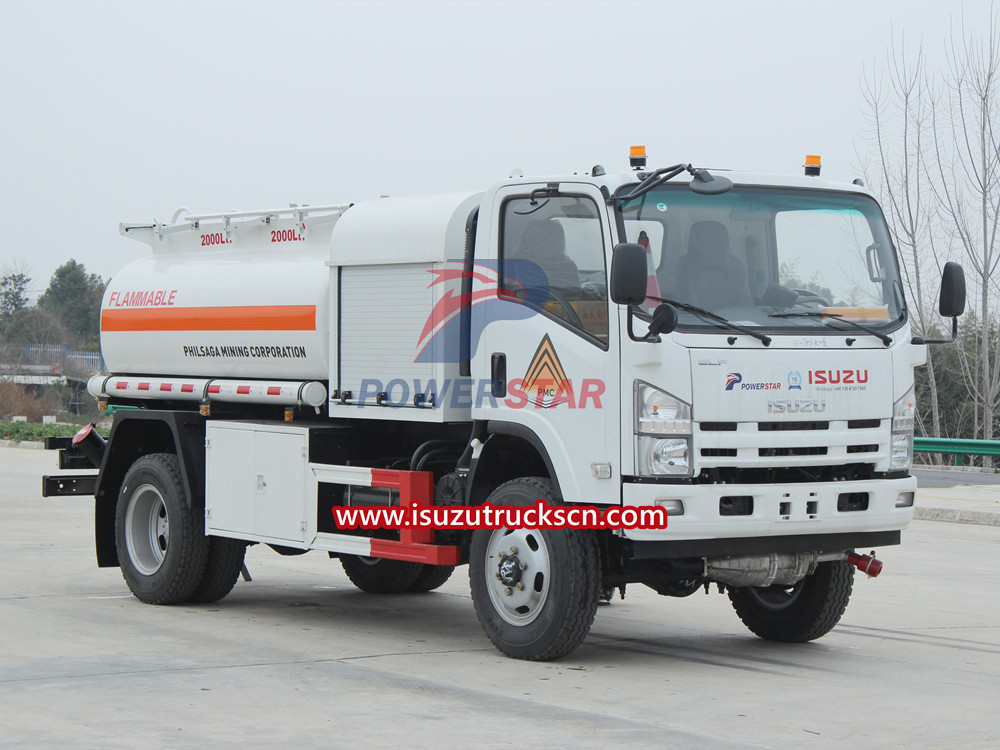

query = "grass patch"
[[0, 421, 108, 442]]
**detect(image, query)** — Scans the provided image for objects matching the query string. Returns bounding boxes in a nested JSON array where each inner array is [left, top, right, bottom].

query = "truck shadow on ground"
[[165, 579, 853, 674]]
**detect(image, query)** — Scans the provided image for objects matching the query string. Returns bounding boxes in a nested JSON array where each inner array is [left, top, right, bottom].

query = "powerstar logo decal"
[[724, 372, 782, 391], [414, 259, 548, 364], [353, 259, 606, 409], [522, 334, 570, 408]]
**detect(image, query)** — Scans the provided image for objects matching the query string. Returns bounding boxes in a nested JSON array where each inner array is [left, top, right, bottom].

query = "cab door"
[[470, 182, 620, 505]]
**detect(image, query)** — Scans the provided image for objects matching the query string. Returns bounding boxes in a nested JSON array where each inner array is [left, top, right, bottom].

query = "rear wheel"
[[728, 560, 854, 642], [406, 564, 455, 593], [469, 478, 600, 661], [115, 453, 208, 604], [188, 538, 247, 603], [340, 554, 423, 593]]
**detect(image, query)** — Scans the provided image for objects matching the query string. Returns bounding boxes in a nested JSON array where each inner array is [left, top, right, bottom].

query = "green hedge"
[[0, 421, 108, 442]]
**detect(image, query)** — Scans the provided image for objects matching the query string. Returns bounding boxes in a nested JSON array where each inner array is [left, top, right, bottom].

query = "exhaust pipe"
[[706, 550, 882, 588], [71, 423, 107, 469], [847, 550, 883, 578]]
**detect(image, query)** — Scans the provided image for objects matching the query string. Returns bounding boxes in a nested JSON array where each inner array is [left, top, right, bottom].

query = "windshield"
[[620, 185, 906, 333]]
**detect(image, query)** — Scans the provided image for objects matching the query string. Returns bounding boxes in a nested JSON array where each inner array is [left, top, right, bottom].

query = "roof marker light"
[[630, 145, 647, 170]]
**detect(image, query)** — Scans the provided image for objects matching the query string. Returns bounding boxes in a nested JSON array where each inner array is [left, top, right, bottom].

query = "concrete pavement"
[[912, 468, 1000, 526], [2, 444, 998, 749]]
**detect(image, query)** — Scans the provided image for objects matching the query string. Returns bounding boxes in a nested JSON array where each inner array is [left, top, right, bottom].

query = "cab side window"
[[500, 195, 608, 343]]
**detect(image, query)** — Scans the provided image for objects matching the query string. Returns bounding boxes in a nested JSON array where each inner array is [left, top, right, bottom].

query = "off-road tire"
[[188, 538, 248, 603], [406, 564, 456, 593], [115, 453, 209, 604], [469, 477, 600, 661], [728, 560, 854, 642], [341, 554, 424, 593]]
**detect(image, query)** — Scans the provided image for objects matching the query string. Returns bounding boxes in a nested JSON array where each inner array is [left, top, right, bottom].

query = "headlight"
[[891, 433, 913, 470], [639, 437, 691, 475], [636, 383, 691, 435], [635, 382, 693, 476], [892, 388, 915, 432], [890, 388, 915, 471]]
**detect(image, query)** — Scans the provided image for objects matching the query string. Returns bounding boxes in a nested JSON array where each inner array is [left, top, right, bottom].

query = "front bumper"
[[621, 475, 916, 543]]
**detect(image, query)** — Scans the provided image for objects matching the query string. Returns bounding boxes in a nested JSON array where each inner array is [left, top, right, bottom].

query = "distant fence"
[[0, 343, 106, 379]]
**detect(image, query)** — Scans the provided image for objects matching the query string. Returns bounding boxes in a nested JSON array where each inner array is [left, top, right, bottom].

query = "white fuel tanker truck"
[[44, 150, 965, 660]]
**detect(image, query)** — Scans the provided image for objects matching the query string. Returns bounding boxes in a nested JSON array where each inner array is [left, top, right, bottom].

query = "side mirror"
[[689, 169, 734, 195], [610, 243, 648, 305], [912, 262, 966, 345], [648, 304, 678, 336], [939, 262, 966, 318]]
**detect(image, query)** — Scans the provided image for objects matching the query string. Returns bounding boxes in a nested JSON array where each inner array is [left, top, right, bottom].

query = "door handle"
[[491, 353, 507, 397]]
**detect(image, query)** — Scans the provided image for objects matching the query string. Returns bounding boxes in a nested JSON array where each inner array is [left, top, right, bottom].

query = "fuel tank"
[[102, 208, 341, 379]]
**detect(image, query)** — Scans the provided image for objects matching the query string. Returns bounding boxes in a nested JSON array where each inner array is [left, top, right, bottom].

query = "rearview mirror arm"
[[626, 305, 660, 343], [911, 317, 959, 345]]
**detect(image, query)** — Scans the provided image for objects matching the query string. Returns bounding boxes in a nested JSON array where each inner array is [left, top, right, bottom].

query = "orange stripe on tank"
[[101, 305, 316, 332]]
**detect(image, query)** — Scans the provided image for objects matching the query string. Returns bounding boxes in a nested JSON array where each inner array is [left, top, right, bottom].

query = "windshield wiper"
[[650, 296, 771, 345], [768, 311, 892, 346], [610, 164, 734, 204]]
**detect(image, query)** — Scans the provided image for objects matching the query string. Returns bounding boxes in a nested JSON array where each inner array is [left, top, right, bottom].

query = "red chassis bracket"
[[367, 468, 460, 565]]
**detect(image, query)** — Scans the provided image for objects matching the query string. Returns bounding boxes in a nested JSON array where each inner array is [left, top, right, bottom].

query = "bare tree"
[[861, 38, 946, 438], [931, 11, 1000, 463]]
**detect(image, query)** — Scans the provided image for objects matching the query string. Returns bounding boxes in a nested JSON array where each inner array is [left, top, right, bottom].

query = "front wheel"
[[728, 560, 854, 642], [469, 478, 600, 661], [115, 453, 208, 604]]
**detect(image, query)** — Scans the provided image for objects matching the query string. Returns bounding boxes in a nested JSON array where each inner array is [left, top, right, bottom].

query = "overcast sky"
[[0, 0, 993, 297]]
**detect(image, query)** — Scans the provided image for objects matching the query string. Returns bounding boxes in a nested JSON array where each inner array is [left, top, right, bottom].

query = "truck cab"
[[472, 164, 920, 540]]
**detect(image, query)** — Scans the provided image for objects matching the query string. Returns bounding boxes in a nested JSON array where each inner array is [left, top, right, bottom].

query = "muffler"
[[705, 552, 819, 588]]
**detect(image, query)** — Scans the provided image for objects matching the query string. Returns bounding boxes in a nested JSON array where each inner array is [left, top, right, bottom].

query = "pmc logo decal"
[[725, 373, 743, 391], [523, 334, 570, 408]]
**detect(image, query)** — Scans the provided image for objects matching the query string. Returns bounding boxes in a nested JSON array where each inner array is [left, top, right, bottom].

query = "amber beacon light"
[[804, 154, 821, 177], [630, 145, 647, 170]]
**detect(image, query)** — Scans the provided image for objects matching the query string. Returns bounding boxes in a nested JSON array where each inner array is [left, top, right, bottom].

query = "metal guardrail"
[[914, 437, 1000, 466]]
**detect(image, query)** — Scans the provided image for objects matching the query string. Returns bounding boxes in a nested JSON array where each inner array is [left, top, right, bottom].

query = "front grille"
[[758, 421, 829, 432], [759, 446, 828, 457], [693, 418, 886, 483], [702, 448, 738, 457], [695, 463, 877, 485], [700, 422, 738, 432], [847, 444, 879, 454], [848, 419, 882, 429]]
